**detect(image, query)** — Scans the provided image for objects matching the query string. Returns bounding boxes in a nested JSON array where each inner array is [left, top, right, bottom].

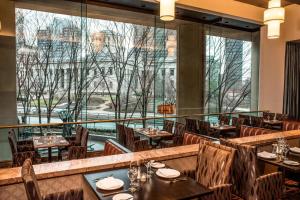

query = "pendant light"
[[264, 0, 285, 39], [156, 0, 178, 21]]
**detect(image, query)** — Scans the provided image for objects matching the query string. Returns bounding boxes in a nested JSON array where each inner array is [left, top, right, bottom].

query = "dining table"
[[134, 128, 173, 146], [83, 168, 212, 200], [210, 125, 236, 137], [32, 135, 69, 162]]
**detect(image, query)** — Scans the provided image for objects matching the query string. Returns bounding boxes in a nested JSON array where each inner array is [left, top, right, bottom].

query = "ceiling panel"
[[235, 0, 294, 8]]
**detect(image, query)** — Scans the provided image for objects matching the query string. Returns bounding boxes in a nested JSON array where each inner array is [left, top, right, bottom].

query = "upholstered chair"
[[162, 120, 174, 133], [124, 126, 149, 151], [65, 126, 83, 146], [160, 122, 185, 148], [8, 130, 40, 167], [262, 112, 275, 120], [21, 159, 83, 200], [282, 120, 300, 131], [240, 125, 277, 138], [219, 115, 230, 125], [223, 117, 245, 138], [62, 127, 89, 160], [250, 116, 264, 128], [8, 129, 34, 151], [195, 143, 236, 200], [116, 123, 126, 146], [133, 139, 151, 152], [185, 118, 198, 133], [239, 114, 251, 126], [220, 139, 284, 200]]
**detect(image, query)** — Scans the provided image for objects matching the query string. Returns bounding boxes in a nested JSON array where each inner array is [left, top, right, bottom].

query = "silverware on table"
[[102, 189, 129, 197], [169, 177, 188, 184]]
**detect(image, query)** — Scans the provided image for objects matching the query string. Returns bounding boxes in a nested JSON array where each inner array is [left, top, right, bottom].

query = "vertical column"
[[0, 0, 16, 161], [177, 23, 205, 117], [250, 31, 260, 112]]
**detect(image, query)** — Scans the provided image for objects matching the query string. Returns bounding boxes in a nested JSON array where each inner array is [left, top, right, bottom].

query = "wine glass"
[[144, 160, 151, 178], [149, 160, 155, 175]]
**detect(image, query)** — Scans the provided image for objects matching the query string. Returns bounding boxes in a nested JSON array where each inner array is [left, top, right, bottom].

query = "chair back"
[[195, 142, 235, 188], [21, 159, 42, 200], [116, 123, 126, 146], [8, 129, 18, 154], [163, 120, 174, 133], [124, 126, 136, 151], [262, 112, 275, 120], [182, 132, 210, 145], [239, 114, 250, 125], [240, 125, 276, 138], [251, 172, 283, 200], [80, 128, 89, 147], [75, 126, 83, 145], [250, 116, 263, 127], [133, 140, 150, 152], [185, 118, 198, 133], [174, 122, 185, 136], [220, 139, 258, 199], [282, 120, 300, 131], [219, 115, 230, 125], [275, 113, 287, 121]]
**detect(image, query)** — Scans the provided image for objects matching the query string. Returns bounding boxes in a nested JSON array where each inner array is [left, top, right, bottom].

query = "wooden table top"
[[134, 128, 173, 139], [210, 125, 236, 131], [84, 168, 212, 200], [33, 136, 69, 149]]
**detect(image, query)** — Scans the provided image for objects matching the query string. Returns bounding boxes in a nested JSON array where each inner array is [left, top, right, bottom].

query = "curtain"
[[283, 42, 300, 120]]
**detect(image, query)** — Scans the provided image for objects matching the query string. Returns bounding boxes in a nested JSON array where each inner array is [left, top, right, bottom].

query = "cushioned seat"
[[240, 125, 276, 138]]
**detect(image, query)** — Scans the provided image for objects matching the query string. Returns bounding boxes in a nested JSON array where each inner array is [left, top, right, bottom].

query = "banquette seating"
[[100, 139, 131, 156], [239, 125, 277, 138], [282, 120, 300, 131]]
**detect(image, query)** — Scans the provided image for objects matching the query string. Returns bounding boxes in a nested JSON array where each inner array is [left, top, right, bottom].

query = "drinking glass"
[[283, 144, 289, 161], [144, 160, 151, 178], [149, 160, 155, 175], [127, 169, 137, 193]]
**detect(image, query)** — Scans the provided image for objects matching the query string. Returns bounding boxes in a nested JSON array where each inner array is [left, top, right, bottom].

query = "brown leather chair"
[[250, 116, 264, 127], [65, 125, 83, 146], [62, 127, 89, 160], [8, 130, 40, 167], [162, 120, 174, 133], [21, 159, 83, 200], [239, 114, 251, 126], [124, 126, 149, 152], [185, 118, 198, 133], [160, 122, 185, 148], [194, 143, 236, 200], [220, 139, 283, 200], [116, 123, 126, 146]]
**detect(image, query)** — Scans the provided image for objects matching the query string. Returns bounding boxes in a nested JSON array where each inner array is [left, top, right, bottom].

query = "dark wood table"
[[33, 136, 69, 162], [134, 128, 173, 146], [258, 152, 300, 173], [84, 168, 212, 200], [210, 125, 236, 137]]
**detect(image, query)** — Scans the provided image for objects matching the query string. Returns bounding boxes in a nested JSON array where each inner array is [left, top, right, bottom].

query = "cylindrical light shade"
[[267, 21, 280, 39], [269, 0, 281, 8], [160, 0, 176, 21], [263, 7, 285, 24]]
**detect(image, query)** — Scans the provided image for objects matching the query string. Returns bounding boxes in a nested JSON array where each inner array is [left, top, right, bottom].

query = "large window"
[[204, 27, 257, 113], [16, 7, 177, 130]]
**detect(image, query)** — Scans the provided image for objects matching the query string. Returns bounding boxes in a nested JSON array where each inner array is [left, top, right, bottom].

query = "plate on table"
[[283, 160, 300, 166], [257, 151, 277, 159], [156, 168, 180, 179], [113, 193, 133, 200], [151, 162, 165, 169], [290, 147, 300, 154], [96, 177, 124, 190]]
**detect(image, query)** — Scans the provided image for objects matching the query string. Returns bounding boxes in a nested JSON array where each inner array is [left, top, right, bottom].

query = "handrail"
[[0, 110, 267, 129]]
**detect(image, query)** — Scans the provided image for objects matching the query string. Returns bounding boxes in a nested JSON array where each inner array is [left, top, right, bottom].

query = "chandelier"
[[264, 0, 285, 39]]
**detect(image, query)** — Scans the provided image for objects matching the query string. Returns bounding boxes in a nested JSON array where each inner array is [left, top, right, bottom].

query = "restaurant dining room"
[[1, 0, 300, 199]]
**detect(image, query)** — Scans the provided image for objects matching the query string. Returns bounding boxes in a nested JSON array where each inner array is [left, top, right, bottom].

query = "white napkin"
[[257, 151, 276, 159], [96, 177, 123, 190], [290, 147, 300, 153], [157, 168, 180, 178]]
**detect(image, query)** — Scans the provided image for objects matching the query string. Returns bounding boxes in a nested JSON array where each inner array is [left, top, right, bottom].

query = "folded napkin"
[[290, 147, 300, 153], [157, 168, 180, 178], [97, 177, 123, 190], [257, 151, 276, 158]]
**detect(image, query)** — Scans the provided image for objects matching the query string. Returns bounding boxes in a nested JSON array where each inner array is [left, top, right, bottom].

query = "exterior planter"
[[157, 104, 176, 114]]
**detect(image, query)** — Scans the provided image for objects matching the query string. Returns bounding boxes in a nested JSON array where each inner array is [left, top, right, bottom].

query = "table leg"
[[150, 138, 153, 146], [48, 147, 52, 162]]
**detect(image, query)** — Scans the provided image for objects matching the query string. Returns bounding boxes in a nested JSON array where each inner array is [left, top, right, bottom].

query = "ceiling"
[[83, 0, 261, 32], [235, 0, 300, 8]]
